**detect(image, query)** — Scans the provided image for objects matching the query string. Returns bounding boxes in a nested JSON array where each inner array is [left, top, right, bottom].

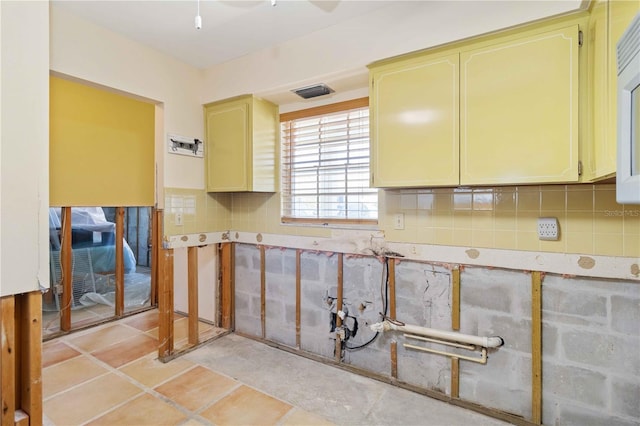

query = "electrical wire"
[[344, 257, 389, 351]]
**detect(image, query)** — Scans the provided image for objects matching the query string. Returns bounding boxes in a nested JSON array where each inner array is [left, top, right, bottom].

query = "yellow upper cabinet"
[[460, 25, 580, 185], [370, 52, 459, 187], [204, 95, 278, 192], [369, 16, 585, 188], [586, 0, 640, 181]]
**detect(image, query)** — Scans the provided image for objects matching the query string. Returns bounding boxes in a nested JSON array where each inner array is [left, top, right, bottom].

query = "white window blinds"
[[281, 99, 377, 224]]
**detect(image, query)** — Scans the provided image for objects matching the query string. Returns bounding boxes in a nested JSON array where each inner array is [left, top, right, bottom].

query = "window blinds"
[[281, 105, 377, 223]]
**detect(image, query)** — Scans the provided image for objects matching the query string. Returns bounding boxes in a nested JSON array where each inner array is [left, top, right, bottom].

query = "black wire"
[[345, 257, 389, 351]]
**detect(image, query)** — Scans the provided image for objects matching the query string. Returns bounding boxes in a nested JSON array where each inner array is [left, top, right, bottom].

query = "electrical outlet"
[[538, 217, 559, 240], [175, 212, 183, 226], [394, 213, 405, 230]]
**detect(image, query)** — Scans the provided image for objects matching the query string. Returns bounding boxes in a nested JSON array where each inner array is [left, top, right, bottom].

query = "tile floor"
[[43, 309, 511, 426]]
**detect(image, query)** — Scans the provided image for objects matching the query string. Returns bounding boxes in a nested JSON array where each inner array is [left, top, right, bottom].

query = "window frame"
[[280, 97, 377, 226]]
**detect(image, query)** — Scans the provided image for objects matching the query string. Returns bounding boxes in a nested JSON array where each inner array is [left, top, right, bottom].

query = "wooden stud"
[[390, 342, 398, 379], [60, 207, 72, 331], [1, 296, 16, 426], [150, 208, 160, 306], [451, 266, 461, 399], [389, 258, 396, 319], [388, 258, 398, 379], [18, 291, 42, 425], [531, 271, 543, 425], [115, 207, 125, 316], [452, 267, 460, 331], [219, 243, 233, 329], [260, 245, 266, 339], [187, 246, 199, 346], [158, 248, 174, 359], [296, 249, 301, 349], [335, 253, 343, 362], [451, 357, 460, 399]]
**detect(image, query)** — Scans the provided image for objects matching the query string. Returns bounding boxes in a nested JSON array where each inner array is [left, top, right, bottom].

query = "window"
[[281, 98, 377, 225]]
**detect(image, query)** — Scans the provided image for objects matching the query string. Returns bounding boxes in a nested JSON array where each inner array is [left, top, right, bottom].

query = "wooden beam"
[[451, 266, 461, 399], [388, 258, 398, 379], [115, 207, 125, 316], [60, 207, 72, 331], [260, 245, 266, 339], [150, 208, 160, 306], [296, 249, 301, 349], [17, 292, 42, 425], [531, 271, 543, 424], [219, 243, 233, 329], [158, 248, 174, 359], [1, 296, 16, 426], [187, 246, 199, 346], [335, 253, 343, 362], [452, 267, 460, 331], [451, 357, 460, 399]]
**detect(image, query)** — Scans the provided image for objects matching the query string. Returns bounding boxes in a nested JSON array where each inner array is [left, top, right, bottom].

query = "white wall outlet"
[[538, 217, 559, 240], [175, 212, 183, 226], [394, 213, 405, 230]]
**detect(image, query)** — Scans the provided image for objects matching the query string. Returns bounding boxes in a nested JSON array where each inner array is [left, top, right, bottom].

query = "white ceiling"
[[51, 0, 587, 71]]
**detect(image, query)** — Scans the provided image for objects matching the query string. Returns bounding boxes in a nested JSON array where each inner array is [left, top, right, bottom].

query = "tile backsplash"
[[164, 184, 639, 258]]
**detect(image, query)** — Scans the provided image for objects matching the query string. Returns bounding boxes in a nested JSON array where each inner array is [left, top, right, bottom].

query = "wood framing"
[[260, 245, 266, 339], [296, 249, 301, 349], [388, 258, 398, 379], [158, 248, 174, 359], [1, 296, 16, 426], [188, 246, 199, 345], [115, 207, 125, 316], [1, 292, 43, 426], [219, 243, 233, 329], [61, 207, 72, 331], [452, 267, 460, 331], [335, 253, 343, 362], [451, 357, 460, 399], [150, 208, 161, 306], [531, 271, 543, 424]]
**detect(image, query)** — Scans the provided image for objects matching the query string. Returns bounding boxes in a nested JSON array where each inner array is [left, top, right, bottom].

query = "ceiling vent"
[[291, 83, 335, 99]]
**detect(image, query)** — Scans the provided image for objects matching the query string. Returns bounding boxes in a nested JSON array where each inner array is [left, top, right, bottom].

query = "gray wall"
[[233, 243, 640, 425]]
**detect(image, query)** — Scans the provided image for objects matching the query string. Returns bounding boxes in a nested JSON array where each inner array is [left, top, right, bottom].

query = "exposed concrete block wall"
[[458, 267, 533, 418], [233, 243, 640, 425], [395, 261, 452, 394], [541, 275, 640, 426]]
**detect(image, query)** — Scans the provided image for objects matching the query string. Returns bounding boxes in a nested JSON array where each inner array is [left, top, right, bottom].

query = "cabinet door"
[[370, 52, 459, 187], [206, 99, 249, 192], [460, 25, 580, 185]]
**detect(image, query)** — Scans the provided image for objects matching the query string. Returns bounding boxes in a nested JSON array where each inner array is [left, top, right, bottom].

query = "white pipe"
[[370, 320, 504, 349], [403, 343, 488, 364]]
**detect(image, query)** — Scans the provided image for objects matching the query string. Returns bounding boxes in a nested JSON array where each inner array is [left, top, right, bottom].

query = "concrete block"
[[265, 249, 283, 274], [611, 295, 640, 336], [542, 286, 607, 319], [562, 330, 640, 376], [300, 254, 320, 281], [543, 362, 607, 408], [460, 282, 511, 313], [397, 344, 449, 393], [556, 404, 638, 426], [611, 376, 640, 419], [542, 322, 559, 358], [473, 379, 530, 418]]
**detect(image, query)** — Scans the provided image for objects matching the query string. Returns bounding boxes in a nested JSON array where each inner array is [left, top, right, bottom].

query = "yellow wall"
[[164, 188, 232, 236], [184, 184, 639, 258], [50, 76, 155, 206]]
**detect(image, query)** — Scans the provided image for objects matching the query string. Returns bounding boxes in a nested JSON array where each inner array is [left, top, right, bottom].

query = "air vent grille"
[[291, 83, 335, 99], [617, 12, 640, 74]]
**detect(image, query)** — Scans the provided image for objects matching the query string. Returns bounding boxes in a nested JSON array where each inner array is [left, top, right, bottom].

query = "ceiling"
[[51, 0, 587, 105]]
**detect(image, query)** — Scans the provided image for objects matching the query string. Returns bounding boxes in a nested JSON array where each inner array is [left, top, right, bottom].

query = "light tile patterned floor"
[[43, 309, 510, 426], [42, 309, 329, 426]]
